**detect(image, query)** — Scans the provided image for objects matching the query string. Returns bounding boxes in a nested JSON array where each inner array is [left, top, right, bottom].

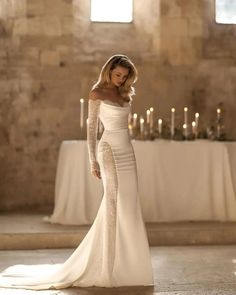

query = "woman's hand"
[[91, 161, 101, 179]]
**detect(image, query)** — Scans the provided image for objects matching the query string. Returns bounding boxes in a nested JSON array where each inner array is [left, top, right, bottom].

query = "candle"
[[150, 107, 154, 129], [195, 113, 199, 126], [80, 98, 84, 128], [158, 119, 162, 136], [140, 117, 144, 134], [133, 113, 138, 128], [216, 109, 221, 139], [183, 123, 187, 138], [128, 124, 133, 137], [184, 107, 188, 126], [192, 121, 196, 137], [195, 113, 199, 137], [171, 108, 175, 138], [146, 110, 150, 124]]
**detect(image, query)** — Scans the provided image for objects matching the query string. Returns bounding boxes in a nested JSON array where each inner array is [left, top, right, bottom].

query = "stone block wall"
[[0, 0, 235, 210]]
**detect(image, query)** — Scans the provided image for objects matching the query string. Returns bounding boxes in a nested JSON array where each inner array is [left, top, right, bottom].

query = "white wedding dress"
[[0, 99, 154, 290]]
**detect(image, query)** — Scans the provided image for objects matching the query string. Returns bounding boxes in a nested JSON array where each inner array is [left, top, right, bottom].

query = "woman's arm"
[[87, 91, 101, 179]]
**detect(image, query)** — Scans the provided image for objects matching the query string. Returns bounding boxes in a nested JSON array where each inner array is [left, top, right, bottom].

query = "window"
[[216, 0, 236, 24], [90, 0, 133, 23]]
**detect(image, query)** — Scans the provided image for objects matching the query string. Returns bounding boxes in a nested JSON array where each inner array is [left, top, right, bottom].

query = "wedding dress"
[[0, 98, 154, 290]]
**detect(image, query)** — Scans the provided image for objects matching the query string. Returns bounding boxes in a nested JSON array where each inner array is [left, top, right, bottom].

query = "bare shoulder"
[[89, 88, 103, 101]]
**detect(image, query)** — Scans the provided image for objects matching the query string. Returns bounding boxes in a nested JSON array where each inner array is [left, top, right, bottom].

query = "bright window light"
[[91, 0, 133, 23], [216, 0, 236, 24]]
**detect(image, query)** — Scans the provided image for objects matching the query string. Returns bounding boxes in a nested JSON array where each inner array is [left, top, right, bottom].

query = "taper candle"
[[183, 123, 187, 138], [150, 107, 154, 129], [80, 98, 84, 128], [184, 107, 188, 126], [128, 124, 133, 137], [195, 113, 199, 126], [146, 110, 150, 124], [171, 108, 175, 137], [158, 119, 162, 135], [140, 117, 144, 134], [192, 121, 196, 137]]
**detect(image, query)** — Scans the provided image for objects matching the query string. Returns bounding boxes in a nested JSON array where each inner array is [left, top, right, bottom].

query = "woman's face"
[[110, 66, 129, 87]]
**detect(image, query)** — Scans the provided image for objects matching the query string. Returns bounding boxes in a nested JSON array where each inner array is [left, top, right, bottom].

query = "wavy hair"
[[92, 54, 138, 98]]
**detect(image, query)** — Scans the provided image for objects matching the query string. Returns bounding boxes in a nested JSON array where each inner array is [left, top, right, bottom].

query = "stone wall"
[[0, 0, 235, 210]]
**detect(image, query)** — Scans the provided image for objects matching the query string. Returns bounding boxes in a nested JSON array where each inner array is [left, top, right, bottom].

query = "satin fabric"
[[0, 101, 154, 290]]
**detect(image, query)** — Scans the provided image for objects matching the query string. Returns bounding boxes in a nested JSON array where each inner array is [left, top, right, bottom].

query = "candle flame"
[[146, 110, 150, 115], [80, 98, 84, 103], [217, 108, 221, 113], [150, 107, 154, 112], [195, 113, 199, 118], [171, 108, 175, 112], [158, 119, 162, 124], [183, 124, 187, 129], [133, 113, 138, 118], [184, 107, 188, 112], [192, 121, 196, 127], [140, 118, 144, 123]]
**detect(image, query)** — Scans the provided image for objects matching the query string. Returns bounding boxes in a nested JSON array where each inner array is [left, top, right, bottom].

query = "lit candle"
[[140, 117, 144, 134], [217, 108, 221, 120], [171, 108, 175, 138], [146, 110, 150, 125], [184, 107, 188, 126], [133, 113, 138, 128], [128, 124, 133, 137], [192, 121, 196, 137], [80, 98, 84, 128], [150, 107, 154, 129], [158, 119, 162, 136], [195, 113, 199, 126], [183, 123, 187, 138]]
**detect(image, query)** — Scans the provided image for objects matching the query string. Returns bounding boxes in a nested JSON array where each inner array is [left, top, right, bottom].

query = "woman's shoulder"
[[89, 87, 104, 101]]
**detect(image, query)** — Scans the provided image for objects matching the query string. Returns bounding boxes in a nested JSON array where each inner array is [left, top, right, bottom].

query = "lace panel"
[[102, 141, 118, 282], [87, 99, 101, 171]]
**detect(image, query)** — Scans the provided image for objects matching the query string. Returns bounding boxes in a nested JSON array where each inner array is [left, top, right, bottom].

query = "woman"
[[0, 54, 154, 290]]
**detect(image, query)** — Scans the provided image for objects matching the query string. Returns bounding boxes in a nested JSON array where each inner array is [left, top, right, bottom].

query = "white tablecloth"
[[47, 140, 236, 225]]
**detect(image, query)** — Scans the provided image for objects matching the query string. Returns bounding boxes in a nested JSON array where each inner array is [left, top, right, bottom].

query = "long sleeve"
[[87, 99, 101, 172]]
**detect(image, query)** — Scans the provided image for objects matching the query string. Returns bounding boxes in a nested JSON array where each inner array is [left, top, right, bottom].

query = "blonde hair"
[[92, 54, 138, 98]]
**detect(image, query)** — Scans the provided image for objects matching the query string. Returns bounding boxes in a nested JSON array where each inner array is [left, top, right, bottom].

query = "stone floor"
[[1, 245, 236, 294], [2, 213, 236, 249]]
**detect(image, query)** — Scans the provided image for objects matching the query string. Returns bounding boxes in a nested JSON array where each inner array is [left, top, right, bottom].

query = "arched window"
[[90, 0, 133, 23], [216, 0, 236, 24]]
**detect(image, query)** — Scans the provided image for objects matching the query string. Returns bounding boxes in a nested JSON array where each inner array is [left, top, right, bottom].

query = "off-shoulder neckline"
[[101, 100, 130, 108]]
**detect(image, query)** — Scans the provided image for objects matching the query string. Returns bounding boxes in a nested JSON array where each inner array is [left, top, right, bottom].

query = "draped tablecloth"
[[46, 140, 236, 225]]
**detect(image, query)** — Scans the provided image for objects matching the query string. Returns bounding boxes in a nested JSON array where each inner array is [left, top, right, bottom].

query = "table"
[[46, 140, 236, 225]]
